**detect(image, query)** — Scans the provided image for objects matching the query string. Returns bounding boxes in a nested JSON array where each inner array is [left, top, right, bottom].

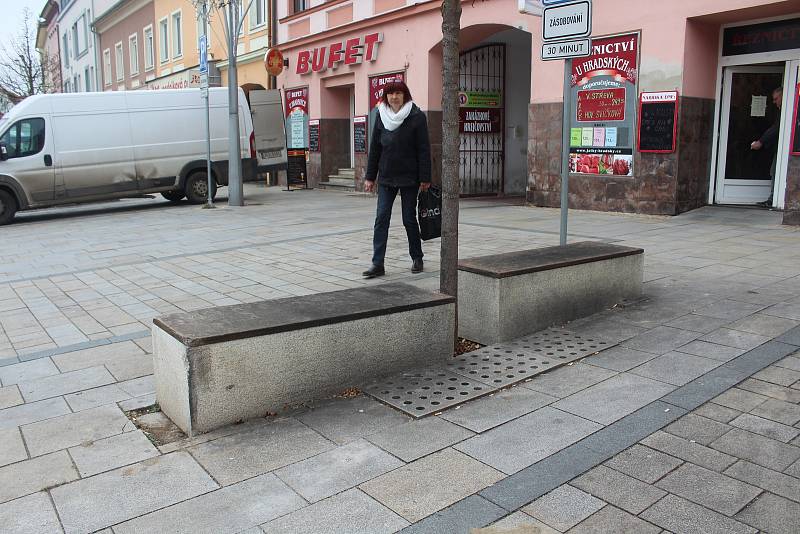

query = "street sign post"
[[197, 13, 213, 208], [541, 38, 591, 60], [542, 0, 591, 41], [541, 0, 592, 246]]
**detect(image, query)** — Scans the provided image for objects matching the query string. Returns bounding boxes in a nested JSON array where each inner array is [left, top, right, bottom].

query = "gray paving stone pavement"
[[2, 188, 800, 532], [522, 484, 605, 531]]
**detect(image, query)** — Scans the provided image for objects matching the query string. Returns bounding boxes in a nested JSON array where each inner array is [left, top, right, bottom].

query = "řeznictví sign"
[[722, 18, 800, 56]]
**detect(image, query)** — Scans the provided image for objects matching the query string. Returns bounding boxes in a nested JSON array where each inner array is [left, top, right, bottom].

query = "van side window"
[[0, 118, 46, 159]]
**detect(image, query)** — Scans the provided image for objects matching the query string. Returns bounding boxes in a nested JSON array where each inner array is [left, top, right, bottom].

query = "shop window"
[[0, 118, 46, 159]]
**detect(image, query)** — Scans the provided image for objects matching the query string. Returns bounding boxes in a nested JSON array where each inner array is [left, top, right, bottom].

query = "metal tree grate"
[[366, 329, 612, 417], [446, 329, 610, 388], [363, 368, 492, 418]]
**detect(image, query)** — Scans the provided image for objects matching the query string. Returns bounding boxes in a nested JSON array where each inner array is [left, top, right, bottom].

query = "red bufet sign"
[[284, 87, 308, 118], [265, 48, 284, 77], [369, 72, 405, 109]]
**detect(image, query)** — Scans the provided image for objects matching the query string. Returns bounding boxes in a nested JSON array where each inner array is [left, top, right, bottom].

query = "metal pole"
[[202, 1, 214, 208], [559, 59, 571, 246], [227, 0, 243, 206]]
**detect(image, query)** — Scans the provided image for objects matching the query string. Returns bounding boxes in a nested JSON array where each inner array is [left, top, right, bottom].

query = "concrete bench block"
[[152, 283, 455, 436], [458, 241, 644, 345]]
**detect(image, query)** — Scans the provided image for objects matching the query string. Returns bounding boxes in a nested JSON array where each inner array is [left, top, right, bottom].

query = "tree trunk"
[[439, 0, 461, 301], [440, 0, 461, 349]]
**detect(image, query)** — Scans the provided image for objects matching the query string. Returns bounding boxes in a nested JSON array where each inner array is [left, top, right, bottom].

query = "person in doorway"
[[362, 80, 431, 279], [750, 86, 782, 208]]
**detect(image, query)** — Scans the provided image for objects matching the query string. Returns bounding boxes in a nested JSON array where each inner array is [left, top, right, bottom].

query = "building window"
[[293, 0, 308, 14], [62, 32, 70, 67], [171, 11, 182, 58], [129, 34, 139, 75], [144, 25, 154, 71], [115, 42, 124, 81], [84, 67, 91, 91], [103, 49, 112, 86], [159, 17, 169, 63], [250, 0, 266, 30], [73, 14, 88, 57], [64, 79, 70, 93]]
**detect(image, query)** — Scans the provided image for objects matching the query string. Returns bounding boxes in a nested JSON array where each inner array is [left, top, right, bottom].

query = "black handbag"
[[417, 186, 442, 241]]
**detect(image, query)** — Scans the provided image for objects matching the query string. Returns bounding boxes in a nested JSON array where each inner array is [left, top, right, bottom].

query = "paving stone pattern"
[[1, 188, 800, 532]]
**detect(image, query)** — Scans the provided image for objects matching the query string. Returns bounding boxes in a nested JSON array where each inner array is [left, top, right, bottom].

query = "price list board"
[[353, 116, 367, 154], [638, 91, 679, 154], [287, 149, 308, 187], [309, 119, 320, 152]]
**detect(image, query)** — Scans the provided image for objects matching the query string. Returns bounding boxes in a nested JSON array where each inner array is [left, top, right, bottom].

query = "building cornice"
[[93, 0, 152, 33]]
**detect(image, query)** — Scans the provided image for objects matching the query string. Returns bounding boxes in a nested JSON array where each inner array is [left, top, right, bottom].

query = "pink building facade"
[[276, 0, 800, 224]]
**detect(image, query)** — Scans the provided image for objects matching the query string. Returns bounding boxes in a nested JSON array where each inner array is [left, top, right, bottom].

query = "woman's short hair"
[[381, 80, 413, 105]]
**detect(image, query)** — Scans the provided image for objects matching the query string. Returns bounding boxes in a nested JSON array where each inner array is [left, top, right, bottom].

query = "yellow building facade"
[[148, 0, 273, 91]]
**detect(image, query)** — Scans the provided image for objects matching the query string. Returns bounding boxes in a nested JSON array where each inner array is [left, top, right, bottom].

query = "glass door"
[[715, 66, 784, 205]]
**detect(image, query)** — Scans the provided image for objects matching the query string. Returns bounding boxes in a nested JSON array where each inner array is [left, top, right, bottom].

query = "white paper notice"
[[751, 95, 767, 117]]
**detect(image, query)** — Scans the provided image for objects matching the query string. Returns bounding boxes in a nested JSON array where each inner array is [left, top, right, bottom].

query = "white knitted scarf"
[[378, 101, 413, 131]]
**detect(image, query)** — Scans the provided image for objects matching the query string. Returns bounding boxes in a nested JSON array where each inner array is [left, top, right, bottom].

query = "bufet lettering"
[[296, 33, 383, 75]]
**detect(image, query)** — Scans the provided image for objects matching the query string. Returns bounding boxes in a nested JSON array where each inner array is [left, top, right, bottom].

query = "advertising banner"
[[369, 71, 405, 109], [569, 33, 638, 176], [284, 86, 309, 150]]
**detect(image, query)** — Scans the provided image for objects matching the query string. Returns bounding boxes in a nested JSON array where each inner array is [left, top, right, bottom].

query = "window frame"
[[62, 32, 70, 67], [129, 33, 139, 76], [84, 66, 91, 91], [103, 48, 112, 87], [114, 41, 125, 82], [158, 17, 170, 64], [0, 118, 47, 160], [292, 0, 308, 15], [250, 0, 267, 32], [143, 25, 154, 72], [171, 10, 183, 59]]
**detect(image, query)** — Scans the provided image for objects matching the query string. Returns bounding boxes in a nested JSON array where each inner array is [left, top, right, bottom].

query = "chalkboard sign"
[[638, 91, 679, 153], [791, 84, 800, 156], [353, 116, 367, 154], [309, 119, 320, 152], [286, 149, 308, 188]]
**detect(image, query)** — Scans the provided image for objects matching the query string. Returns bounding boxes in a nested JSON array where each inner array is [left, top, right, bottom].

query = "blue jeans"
[[372, 184, 423, 266]]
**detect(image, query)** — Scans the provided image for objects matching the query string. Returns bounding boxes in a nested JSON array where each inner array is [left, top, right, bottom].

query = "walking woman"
[[363, 80, 432, 279]]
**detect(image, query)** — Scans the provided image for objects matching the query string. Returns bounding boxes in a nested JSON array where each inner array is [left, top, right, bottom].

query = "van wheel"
[[161, 190, 185, 202], [185, 172, 217, 204], [0, 190, 17, 225]]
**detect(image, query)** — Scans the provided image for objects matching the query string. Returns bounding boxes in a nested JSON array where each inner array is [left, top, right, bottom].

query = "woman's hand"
[[419, 183, 431, 192], [364, 181, 376, 193]]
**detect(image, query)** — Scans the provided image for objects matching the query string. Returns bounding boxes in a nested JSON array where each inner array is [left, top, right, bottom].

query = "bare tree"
[[0, 8, 59, 104], [439, 0, 461, 302]]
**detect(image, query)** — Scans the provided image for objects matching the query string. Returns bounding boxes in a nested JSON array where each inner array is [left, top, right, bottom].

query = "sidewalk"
[[1, 185, 799, 533]]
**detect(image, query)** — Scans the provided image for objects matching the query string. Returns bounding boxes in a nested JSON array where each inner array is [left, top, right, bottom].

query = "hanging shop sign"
[[369, 71, 406, 109], [296, 33, 382, 75], [457, 91, 502, 108], [638, 91, 679, 154], [569, 33, 638, 176], [459, 108, 502, 134], [722, 18, 800, 57], [284, 86, 309, 150], [265, 47, 284, 77]]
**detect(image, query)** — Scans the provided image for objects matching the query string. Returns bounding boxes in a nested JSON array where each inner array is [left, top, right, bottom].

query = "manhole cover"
[[364, 368, 491, 418]]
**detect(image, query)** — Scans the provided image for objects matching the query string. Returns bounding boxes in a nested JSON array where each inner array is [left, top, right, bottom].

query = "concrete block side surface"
[[188, 303, 455, 434], [152, 325, 192, 435], [491, 254, 643, 342], [458, 271, 500, 345]]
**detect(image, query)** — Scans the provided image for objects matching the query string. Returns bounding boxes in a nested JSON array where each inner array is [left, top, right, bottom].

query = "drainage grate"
[[366, 329, 613, 417], [446, 329, 610, 388], [363, 368, 491, 418]]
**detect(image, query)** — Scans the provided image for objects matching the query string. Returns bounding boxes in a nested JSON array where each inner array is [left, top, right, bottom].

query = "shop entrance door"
[[715, 66, 784, 205]]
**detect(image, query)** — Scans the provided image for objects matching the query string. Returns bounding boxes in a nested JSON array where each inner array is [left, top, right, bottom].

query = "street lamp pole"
[[226, 0, 243, 206]]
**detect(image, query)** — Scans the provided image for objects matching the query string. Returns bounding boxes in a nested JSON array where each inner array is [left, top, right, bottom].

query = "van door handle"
[[44, 154, 53, 166]]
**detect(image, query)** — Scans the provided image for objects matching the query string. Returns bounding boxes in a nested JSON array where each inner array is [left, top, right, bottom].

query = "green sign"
[[570, 128, 582, 147], [458, 91, 502, 108]]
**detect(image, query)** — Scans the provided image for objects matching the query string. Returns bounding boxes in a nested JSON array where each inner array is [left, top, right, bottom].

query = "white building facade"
[[57, 0, 117, 92]]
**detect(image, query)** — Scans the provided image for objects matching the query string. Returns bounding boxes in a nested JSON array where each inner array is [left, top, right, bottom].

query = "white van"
[[0, 87, 257, 225]]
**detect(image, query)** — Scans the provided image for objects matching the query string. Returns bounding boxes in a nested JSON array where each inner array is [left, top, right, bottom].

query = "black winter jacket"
[[365, 104, 432, 187]]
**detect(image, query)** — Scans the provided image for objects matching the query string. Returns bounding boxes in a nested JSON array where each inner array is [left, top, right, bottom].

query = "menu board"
[[791, 84, 800, 156], [309, 119, 320, 152], [638, 91, 679, 153], [353, 116, 367, 154], [287, 149, 308, 187]]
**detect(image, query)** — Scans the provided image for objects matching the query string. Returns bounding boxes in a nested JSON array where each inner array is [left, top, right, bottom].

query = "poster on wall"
[[309, 119, 320, 152], [353, 116, 367, 153], [284, 86, 309, 150], [569, 33, 639, 176], [369, 71, 406, 109]]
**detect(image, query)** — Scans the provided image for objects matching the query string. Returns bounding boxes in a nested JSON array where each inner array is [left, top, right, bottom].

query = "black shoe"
[[756, 200, 771, 208], [411, 259, 423, 273], [363, 265, 385, 278]]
